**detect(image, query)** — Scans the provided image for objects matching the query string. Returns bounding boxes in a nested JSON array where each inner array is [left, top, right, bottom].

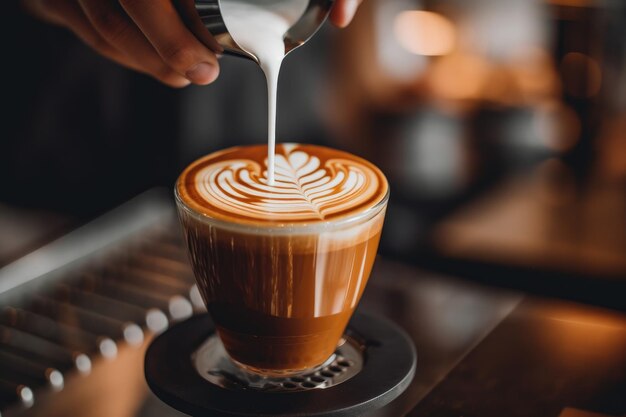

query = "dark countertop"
[[1, 194, 624, 417]]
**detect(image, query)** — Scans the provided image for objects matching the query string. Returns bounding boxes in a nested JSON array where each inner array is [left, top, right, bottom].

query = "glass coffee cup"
[[175, 143, 388, 377]]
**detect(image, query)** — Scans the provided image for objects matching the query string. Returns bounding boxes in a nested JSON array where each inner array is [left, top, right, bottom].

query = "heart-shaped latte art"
[[192, 144, 383, 222]]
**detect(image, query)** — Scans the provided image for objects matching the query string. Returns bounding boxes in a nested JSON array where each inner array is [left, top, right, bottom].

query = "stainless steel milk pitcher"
[[177, 0, 334, 63]]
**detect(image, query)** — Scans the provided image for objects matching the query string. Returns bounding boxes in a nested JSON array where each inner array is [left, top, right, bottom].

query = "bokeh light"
[[394, 11, 456, 57], [428, 53, 491, 100]]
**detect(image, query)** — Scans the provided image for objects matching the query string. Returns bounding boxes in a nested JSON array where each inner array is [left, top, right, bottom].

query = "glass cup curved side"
[[175, 190, 388, 376]]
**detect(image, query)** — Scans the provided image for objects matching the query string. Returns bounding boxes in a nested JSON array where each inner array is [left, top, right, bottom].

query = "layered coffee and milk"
[[176, 144, 388, 374]]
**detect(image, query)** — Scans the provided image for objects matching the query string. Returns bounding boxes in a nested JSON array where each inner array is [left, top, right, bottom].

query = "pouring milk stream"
[[219, 0, 309, 185]]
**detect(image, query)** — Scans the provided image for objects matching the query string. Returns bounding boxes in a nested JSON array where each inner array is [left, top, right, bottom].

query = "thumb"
[[329, 0, 362, 28]]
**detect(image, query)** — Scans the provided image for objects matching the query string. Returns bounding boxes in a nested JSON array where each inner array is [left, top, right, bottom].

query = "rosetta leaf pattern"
[[195, 144, 376, 222], [272, 150, 328, 218]]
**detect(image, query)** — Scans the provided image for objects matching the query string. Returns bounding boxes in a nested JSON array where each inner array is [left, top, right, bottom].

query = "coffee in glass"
[[176, 143, 388, 376]]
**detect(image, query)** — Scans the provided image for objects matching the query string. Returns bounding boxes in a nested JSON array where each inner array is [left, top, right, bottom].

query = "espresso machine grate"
[[0, 193, 203, 415]]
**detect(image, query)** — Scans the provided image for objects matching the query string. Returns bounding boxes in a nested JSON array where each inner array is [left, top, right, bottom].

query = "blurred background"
[[1, 0, 625, 416], [3, 0, 625, 306]]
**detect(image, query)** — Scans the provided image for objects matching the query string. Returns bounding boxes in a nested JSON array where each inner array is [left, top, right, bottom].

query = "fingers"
[[77, 0, 190, 87], [24, 0, 218, 87], [27, 0, 144, 74], [120, 0, 219, 85], [22, 0, 85, 27], [329, 0, 363, 28]]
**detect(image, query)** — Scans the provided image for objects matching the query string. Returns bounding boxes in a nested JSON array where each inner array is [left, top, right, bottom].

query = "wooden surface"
[[408, 299, 626, 417]]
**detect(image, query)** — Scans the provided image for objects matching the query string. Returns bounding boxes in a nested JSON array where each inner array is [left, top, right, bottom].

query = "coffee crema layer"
[[177, 143, 388, 225]]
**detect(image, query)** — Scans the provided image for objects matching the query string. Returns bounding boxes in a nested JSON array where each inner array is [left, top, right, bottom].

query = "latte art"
[[198, 148, 372, 220], [177, 144, 388, 224]]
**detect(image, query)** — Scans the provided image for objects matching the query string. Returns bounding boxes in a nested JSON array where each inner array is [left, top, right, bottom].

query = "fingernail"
[[343, 0, 359, 25], [173, 78, 192, 88], [186, 62, 218, 85]]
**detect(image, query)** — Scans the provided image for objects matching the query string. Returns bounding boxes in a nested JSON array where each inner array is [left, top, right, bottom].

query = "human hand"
[[22, 0, 363, 88], [329, 0, 364, 28], [22, 0, 219, 87]]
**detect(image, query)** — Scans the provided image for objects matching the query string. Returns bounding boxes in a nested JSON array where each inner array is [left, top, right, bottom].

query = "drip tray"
[[145, 312, 416, 417], [194, 333, 364, 392]]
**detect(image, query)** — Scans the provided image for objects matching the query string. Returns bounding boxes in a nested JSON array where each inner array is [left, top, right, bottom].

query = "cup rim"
[[175, 186, 389, 235]]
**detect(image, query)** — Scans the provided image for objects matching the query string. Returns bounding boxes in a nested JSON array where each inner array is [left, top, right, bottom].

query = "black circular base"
[[145, 312, 416, 417]]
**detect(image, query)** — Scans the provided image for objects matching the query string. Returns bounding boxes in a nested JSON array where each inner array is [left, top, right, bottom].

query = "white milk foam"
[[220, 0, 309, 185], [195, 144, 382, 222]]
